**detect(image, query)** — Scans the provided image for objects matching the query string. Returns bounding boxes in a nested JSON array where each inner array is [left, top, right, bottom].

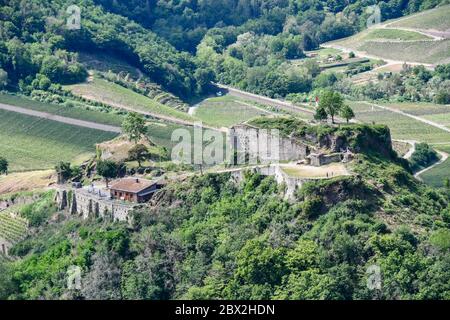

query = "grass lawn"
[[349, 102, 450, 144], [194, 95, 270, 127], [0, 93, 124, 126], [65, 78, 195, 122], [0, 109, 117, 171]]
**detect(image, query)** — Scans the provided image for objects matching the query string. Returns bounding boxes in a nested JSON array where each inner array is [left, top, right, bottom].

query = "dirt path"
[[415, 150, 449, 179], [394, 139, 417, 160], [0, 103, 122, 133], [359, 101, 450, 134], [403, 142, 416, 160]]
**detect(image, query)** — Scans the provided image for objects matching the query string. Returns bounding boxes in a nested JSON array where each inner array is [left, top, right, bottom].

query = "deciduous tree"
[[340, 104, 355, 123], [319, 90, 344, 123], [122, 113, 148, 144], [128, 144, 150, 168], [97, 160, 120, 188]]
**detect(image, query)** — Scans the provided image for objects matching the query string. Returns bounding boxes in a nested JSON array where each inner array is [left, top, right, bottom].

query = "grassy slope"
[[0, 93, 124, 126], [333, 28, 432, 49], [65, 79, 195, 122], [194, 95, 270, 127], [389, 5, 450, 31], [0, 109, 117, 171]]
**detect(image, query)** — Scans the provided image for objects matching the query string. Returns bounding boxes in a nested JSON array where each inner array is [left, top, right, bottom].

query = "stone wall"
[[229, 124, 311, 164], [308, 153, 344, 167], [55, 188, 135, 223]]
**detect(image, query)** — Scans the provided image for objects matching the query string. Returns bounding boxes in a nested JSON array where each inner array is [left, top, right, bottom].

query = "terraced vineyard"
[[194, 95, 271, 127], [0, 109, 118, 171], [145, 120, 227, 156], [358, 39, 450, 64], [389, 5, 450, 31], [78, 52, 189, 111], [421, 145, 450, 188], [349, 102, 450, 145], [337, 28, 432, 47], [383, 102, 450, 129], [0, 93, 125, 126], [325, 6, 450, 65], [65, 78, 196, 123], [0, 209, 28, 244]]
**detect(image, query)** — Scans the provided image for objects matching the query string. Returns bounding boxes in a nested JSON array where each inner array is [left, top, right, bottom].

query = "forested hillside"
[[0, 122, 449, 300], [95, 0, 447, 52], [0, 0, 201, 97], [1, 0, 448, 100]]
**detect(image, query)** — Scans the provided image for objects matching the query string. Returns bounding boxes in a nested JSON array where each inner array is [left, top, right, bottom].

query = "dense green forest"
[[1, 0, 448, 100], [94, 0, 447, 52], [1, 122, 449, 300], [0, 0, 201, 97]]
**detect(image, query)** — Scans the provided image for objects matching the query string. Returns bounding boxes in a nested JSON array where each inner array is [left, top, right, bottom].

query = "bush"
[[302, 196, 324, 219], [19, 192, 57, 227], [410, 143, 439, 171]]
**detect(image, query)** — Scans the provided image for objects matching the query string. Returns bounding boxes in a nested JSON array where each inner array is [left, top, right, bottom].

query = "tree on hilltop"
[[340, 104, 355, 123], [122, 113, 148, 144], [319, 90, 345, 124]]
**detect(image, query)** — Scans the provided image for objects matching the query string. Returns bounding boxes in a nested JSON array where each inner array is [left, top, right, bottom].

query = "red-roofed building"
[[110, 178, 163, 203]]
